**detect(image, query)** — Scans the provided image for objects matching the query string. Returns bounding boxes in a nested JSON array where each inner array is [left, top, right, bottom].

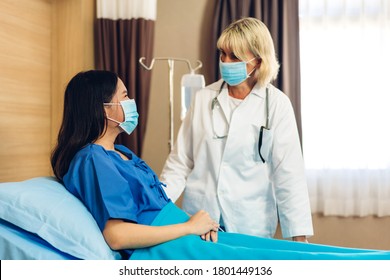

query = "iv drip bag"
[[181, 73, 205, 120]]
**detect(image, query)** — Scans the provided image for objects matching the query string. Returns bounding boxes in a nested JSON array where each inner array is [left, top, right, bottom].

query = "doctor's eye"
[[230, 53, 238, 60]]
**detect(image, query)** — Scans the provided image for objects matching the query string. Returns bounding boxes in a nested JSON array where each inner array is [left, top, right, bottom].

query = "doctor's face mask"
[[104, 99, 139, 135], [219, 57, 257, 86]]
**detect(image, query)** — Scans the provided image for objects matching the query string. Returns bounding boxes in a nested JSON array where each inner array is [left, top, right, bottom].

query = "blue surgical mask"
[[219, 57, 257, 86], [104, 99, 139, 135]]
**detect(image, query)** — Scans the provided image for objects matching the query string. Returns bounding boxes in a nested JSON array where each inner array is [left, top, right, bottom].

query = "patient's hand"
[[186, 210, 219, 237]]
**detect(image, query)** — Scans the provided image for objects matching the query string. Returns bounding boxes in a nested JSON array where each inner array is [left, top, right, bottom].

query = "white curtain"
[[299, 0, 390, 216]]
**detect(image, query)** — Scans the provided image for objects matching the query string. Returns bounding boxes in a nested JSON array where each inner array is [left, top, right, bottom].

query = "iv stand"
[[139, 57, 203, 151]]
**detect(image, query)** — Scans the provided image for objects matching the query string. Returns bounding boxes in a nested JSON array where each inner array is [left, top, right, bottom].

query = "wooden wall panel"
[[51, 0, 95, 148], [0, 0, 95, 182], [0, 0, 52, 182]]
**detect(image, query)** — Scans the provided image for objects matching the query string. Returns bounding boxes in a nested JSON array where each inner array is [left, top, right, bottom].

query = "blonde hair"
[[217, 17, 280, 87]]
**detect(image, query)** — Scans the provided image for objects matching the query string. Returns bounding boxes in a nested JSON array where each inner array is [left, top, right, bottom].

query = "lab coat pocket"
[[259, 127, 273, 163]]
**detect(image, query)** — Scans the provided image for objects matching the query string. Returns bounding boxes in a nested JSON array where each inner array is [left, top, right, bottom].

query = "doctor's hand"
[[292, 236, 308, 243], [201, 230, 218, 243], [186, 210, 219, 241]]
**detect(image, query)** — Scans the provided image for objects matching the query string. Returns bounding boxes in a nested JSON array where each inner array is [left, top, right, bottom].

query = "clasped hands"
[[186, 210, 220, 243], [186, 210, 308, 244]]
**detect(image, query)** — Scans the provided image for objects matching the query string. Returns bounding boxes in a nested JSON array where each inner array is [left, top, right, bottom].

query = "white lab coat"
[[160, 79, 313, 238]]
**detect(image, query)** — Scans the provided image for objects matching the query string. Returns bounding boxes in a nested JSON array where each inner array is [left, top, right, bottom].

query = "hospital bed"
[[0, 177, 121, 260], [2, 177, 389, 261]]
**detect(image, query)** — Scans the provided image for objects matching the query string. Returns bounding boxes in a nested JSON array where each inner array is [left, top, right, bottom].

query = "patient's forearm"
[[103, 210, 219, 250], [103, 220, 192, 250]]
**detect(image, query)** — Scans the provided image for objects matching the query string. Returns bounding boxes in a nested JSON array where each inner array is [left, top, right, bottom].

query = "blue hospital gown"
[[63, 144, 170, 258], [63, 144, 390, 260]]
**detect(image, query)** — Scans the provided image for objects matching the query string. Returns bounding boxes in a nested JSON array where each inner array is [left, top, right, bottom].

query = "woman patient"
[[50, 70, 389, 260]]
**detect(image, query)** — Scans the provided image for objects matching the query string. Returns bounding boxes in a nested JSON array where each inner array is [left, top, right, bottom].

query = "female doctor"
[[160, 17, 313, 242]]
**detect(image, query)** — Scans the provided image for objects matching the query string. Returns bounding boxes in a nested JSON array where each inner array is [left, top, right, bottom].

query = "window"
[[299, 0, 390, 216]]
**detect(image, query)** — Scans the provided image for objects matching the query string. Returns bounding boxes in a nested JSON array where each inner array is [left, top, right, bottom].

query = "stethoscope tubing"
[[211, 81, 270, 161]]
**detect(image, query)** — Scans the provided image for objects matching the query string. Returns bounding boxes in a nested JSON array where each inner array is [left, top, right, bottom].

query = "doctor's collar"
[[217, 80, 266, 99], [250, 83, 267, 99]]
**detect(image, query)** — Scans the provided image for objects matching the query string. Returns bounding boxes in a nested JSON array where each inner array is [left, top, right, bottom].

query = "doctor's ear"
[[255, 58, 262, 68]]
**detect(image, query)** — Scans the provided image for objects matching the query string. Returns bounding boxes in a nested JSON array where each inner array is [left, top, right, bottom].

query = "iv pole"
[[139, 57, 203, 151]]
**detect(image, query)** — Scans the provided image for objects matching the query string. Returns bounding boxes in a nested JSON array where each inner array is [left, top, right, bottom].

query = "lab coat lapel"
[[232, 90, 264, 125], [216, 88, 230, 124], [220, 90, 264, 162]]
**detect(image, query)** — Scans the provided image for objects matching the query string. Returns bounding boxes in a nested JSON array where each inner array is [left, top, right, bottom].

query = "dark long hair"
[[51, 70, 118, 180]]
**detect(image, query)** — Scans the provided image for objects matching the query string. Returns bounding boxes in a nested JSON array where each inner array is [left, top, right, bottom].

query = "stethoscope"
[[211, 81, 270, 163]]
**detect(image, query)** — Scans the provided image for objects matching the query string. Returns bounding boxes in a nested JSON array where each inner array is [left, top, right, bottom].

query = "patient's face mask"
[[219, 57, 257, 86], [104, 99, 139, 135]]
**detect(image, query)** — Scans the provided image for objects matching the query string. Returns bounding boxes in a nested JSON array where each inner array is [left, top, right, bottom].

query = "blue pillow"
[[0, 218, 76, 260], [0, 177, 121, 260]]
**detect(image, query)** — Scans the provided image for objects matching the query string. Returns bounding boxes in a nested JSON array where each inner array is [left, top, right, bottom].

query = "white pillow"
[[0, 176, 121, 260]]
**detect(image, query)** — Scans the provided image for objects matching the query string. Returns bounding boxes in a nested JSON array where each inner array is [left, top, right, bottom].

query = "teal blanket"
[[130, 202, 390, 260]]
